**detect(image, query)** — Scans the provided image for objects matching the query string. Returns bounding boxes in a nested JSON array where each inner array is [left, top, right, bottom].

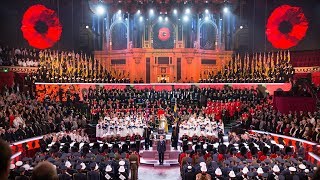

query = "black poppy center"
[[279, 21, 293, 34], [34, 21, 48, 34]]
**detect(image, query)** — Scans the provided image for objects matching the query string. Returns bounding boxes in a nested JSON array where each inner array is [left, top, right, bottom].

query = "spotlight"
[[205, 9, 209, 14], [96, 5, 105, 16], [205, 16, 209, 21], [137, 10, 140, 14], [183, 15, 189, 22], [139, 16, 143, 22], [159, 16, 163, 22], [165, 17, 168, 21], [173, 9, 177, 15], [118, 16, 122, 20], [240, 25, 243, 29], [118, 10, 121, 14], [149, 9, 154, 15], [85, 25, 89, 29], [223, 7, 229, 13], [220, 18, 222, 21], [185, 8, 191, 14]]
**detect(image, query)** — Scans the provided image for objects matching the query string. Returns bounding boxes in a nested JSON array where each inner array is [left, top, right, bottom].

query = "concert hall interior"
[[0, 0, 320, 180]]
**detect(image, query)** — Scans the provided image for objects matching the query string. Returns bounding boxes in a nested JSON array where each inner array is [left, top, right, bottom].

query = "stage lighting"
[[159, 16, 163, 22], [96, 5, 105, 16], [223, 7, 229, 13], [240, 25, 243, 29], [85, 25, 89, 29], [185, 8, 191, 14], [183, 15, 189, 22], [205, 9, 209, 14], [137, 10, 141, 14], [150, 9, 154, 15], [173, 9, 177, 15], [118, 16, 122, 20], [118, 10, 122, 14], [139, 16, 143, 22], [165, 17, 168, 22], [205, 16, 209, 21]]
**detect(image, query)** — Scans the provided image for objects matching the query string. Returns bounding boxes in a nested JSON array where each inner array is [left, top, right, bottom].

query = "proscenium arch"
[[110, 21, 129, 50]]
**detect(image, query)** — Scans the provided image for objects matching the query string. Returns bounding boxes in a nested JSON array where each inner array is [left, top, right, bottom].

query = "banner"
[[273, 96, 316, 114]]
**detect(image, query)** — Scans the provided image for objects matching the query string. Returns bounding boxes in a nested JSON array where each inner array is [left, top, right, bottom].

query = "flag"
[[174, 102, 178, 123]]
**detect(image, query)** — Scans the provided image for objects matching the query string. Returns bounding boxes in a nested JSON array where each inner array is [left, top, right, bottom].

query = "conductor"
[[157, 135, 166, 165]]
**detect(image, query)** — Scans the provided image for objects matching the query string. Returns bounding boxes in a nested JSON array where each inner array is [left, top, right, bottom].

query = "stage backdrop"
[[35, 83, 291, 102]]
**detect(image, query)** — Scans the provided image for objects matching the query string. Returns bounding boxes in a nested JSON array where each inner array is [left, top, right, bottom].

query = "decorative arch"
[[199, 20, 218, 50], [110, 22, 128, 50]]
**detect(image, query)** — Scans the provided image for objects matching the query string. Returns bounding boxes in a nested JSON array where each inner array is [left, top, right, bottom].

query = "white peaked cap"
[[15, 161, 23, 167], [289, 167, 296, 172], [242, 167, 249, 174], [257, 167, 264, 174], [229, 171, 236, 178], [201, 166, 207, 172], [215, 168, 222, 176], [273, 165, 280, 172], [119, 160, 125, 166], [298, 164, 306, 170]]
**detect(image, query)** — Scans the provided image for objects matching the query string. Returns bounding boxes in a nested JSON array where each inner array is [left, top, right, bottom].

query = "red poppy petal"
[[266, 5, 308, 49], [21, 4, 62, 49]]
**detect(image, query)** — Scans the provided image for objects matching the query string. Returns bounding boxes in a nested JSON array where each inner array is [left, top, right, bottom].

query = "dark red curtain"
[[312, 72, 320, 86], [0, 72, 14, 90]]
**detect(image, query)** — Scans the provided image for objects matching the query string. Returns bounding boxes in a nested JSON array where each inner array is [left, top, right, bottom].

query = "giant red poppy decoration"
[[266, 5, 308, 49], [21, 4, 62, 49], [158, 27, 171, 41]]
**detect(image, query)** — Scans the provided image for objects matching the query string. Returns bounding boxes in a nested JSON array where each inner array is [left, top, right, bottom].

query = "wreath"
[[158, 27, 171, 41], [266, 5, 308, 49], [21, 4, 62, 49]]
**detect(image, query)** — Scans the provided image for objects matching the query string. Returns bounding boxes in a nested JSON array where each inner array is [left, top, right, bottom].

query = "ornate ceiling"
[[89, 0, 238, 14]]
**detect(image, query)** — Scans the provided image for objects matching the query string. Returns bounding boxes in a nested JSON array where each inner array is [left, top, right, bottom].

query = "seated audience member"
[[0, 139, 12, 180], [31, 161, 58, 180]]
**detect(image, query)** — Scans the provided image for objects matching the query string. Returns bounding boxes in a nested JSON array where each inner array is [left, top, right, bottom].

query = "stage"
[[35, 82, 292, 101]]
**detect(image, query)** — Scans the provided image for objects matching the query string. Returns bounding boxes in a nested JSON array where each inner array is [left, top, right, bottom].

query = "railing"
[[250, 130, 320, 165], [10, 136, 43, 163]]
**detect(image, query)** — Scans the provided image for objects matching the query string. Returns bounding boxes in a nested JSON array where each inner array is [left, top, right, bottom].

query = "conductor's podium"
[[140, 134, 180, 167]]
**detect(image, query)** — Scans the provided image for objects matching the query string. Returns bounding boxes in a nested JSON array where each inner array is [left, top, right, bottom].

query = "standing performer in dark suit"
[[157, 135, 166, 165]]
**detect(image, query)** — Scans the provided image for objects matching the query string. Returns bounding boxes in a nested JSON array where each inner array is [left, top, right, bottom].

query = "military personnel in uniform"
[[118, 166, 128, 180], [128, 150, 139, 180], [184, 165, 196, 180], [87, 163, 100, 180], [15, 167, 29, 180], [196, 166, 211, 180], [58, 165, 72, 180], [73, 164, 86, 180], [143, 126, 151, 150]]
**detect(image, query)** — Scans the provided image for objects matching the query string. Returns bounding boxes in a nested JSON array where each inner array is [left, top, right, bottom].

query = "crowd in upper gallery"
[[1, 46, 295, 84], [0, 46, 40, 67], [199, 52, 295, 83]]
